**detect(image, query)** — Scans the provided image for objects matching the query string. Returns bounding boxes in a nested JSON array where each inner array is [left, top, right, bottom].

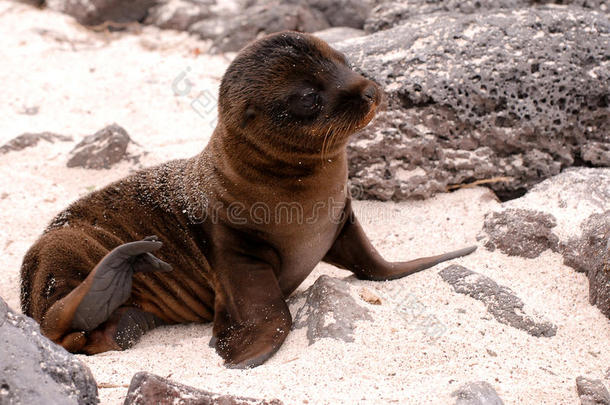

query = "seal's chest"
[[274, 217, 341, 295]]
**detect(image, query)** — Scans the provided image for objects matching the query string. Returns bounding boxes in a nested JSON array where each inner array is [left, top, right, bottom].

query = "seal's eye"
[[288, 90, 322, 119], [300, 92, 319, 109]]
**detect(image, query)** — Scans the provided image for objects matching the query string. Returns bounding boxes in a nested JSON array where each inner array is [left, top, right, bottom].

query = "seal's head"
[[218, 31, 381, 158]]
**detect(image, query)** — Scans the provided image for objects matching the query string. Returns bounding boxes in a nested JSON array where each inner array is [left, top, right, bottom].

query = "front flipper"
[[323, 199, 476, 281], [209, 231, 291, 369], [214, 304, 291, 369], [212, 270, 292, 369], [41, 236, 172, 344]]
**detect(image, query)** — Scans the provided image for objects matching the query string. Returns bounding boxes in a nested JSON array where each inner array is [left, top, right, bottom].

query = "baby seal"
[[20, 31, 476, 368]]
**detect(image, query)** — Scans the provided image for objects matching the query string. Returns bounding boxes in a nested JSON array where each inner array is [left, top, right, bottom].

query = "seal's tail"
[[379, 245, 477, 281]]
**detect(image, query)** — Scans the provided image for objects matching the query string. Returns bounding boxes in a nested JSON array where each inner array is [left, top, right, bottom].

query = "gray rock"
[[191, 2, 329, 53], [562, 211, 610, 318], [19, 105, 40, 115], [312, 26, 365, 45], [524, 167, 610, 208], [12, 0, 45, 6], [293, 275, 372, 344], [586, 235, 610, 320], [439, 265, 557, 337], [485, 168, 610, 318], [0, 132, 73, 154], [365, 0, 609, 33], [576, 376, 610, 405], [0, 296, 99, 405], [144, 0, 212, 31], [188, 15, 225, 40], [0, 298, 7, 327], [482, 208, 560, 258], [46, 0, 157, 25], [123, 371, 283, 405], [284, 0, 377, 29], [67, 123, 132, 169], [452, 381, 504, 405], [338, 7, 610, 201]]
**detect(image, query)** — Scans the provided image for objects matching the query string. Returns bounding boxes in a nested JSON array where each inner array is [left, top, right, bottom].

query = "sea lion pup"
[[20, 31, 476, 368]]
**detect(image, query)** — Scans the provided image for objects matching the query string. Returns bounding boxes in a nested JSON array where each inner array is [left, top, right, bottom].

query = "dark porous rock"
[[193, 3, 329, 53], [0, 295, 99, 405], [365, 0, 609, 33], [338, 7, 610, 201], [144, 0, 212, 31], [576, 376, 610, 405], [582, 141, 610, 166], [482, 208, 560, 258], [67, 123, 132, 169], [0, 132, 73, 154], [365, 0, 524, 33], [284, 0, 377, 29], [556, 0, 610, 12], [452, 381, 504, 405], [439, 265, 557, 337], [46, 0, 157, 25], [123, 371, 283, 405], [562, 211, 610, 318], [562, 211, 610, 273], [293, 275, 372, 344], [312, 26, 365, 45]]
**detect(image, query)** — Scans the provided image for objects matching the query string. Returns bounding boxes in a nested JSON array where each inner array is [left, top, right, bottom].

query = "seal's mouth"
[[356, 104, 378, 131], [317, 81, 382, 160], [356, 83, 382, 130], [342, 80, 382, 134]]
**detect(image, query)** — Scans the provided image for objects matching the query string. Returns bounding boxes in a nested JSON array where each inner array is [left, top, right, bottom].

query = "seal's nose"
[[362, 83, 378, 104]]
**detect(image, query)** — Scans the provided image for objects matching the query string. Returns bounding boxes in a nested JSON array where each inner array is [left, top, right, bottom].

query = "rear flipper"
[[41, 236, 172, 353], [81, 306, 165, 354], [323, 200, 477, 281]]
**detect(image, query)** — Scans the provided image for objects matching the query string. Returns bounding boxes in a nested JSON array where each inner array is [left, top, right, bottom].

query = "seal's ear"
[[241, 105, 257, 129]]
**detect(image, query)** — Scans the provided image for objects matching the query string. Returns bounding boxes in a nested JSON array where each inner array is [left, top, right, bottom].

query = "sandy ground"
[[1, 2, 609, 404]]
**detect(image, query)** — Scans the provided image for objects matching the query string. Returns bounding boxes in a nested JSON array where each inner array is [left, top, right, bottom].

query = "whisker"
[[321, 125, 332, 161]]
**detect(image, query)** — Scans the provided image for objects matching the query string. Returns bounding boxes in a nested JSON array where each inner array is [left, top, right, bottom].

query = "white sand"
[[1, 2, 609, 404]]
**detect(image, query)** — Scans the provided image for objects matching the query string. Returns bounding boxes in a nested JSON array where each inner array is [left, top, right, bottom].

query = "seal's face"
[[219, 31, 382, 157]]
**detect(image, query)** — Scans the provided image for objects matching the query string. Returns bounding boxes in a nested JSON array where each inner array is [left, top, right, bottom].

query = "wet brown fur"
[[20, 31, 474, 366]]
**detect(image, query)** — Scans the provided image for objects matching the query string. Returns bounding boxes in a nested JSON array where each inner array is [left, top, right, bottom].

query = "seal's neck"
[[207, 123, 347, 181], [184, 123, 348, 210]]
